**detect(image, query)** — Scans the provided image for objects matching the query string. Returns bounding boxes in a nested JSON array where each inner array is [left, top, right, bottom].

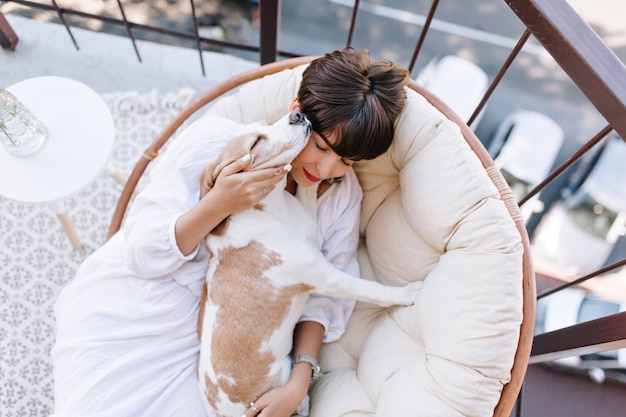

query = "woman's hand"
[[242, 365, 311, 417], [208, 154, 290, 215], [242, 319, 323, 417]]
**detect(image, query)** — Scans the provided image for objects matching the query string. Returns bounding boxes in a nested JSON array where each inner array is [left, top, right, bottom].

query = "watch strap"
[[292, 353, 321, 381]]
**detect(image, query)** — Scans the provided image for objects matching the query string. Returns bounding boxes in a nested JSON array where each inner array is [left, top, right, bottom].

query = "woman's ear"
[[289, 97, 300, 111]]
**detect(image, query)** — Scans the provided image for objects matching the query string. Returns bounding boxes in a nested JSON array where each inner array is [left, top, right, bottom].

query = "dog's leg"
[[320, 266, 423, 307], [290, 246, 422, 307]]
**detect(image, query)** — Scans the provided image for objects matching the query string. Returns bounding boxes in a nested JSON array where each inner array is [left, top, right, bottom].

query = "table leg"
[[50, 201, 82, 249], [107, 162, 129, 186], [107, 162, 142, 195]]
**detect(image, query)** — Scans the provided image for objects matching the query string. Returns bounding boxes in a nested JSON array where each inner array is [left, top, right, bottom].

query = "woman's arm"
[[291, 320, 325, 385], [174, 154, 288, 256], [245, 322, 324, 417]]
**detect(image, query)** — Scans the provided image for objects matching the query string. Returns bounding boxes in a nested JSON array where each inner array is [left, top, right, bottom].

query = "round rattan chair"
[[107, 55, 535, 417]]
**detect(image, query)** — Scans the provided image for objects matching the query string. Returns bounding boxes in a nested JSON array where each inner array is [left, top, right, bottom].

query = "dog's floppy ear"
[[199, 131, 264, 199]]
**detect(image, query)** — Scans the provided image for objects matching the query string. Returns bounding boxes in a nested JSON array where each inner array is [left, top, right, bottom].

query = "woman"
[[51, 48, 409, 417]]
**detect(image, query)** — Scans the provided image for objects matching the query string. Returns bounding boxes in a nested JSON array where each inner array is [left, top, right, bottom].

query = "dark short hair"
[[298, 47, 409, 161]]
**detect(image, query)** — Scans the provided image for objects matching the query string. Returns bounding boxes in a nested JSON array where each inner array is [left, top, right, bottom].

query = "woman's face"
[[290, 130, 354, 187], [289, 98, 354, 187]]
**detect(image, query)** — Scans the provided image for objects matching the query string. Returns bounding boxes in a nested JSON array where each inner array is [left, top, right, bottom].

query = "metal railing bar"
[[537, 259, 626, 300], [330, 0, 545, 55], [530, 311, 626, 363], [6, 1, 260, 56], [189, 0, 205, 76], [407, 0, 439, 73], [5, 1, 246, 50], [505, 0, 626, 140], [518, 125, 612, 206], [345, 0, 360, 47], [467, 28, 531, 127], [50, 0, 78, 50], [115, 0, 141, 63], [8, 0, 125, 26], [5, 0, 305, 64], [273, 49, 301, 59]]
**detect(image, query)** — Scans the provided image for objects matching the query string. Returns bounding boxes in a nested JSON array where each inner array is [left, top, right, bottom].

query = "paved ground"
[[518, 363, 626, 417]]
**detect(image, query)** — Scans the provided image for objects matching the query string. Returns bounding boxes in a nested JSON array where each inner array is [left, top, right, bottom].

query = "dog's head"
[[200, 110, 312, 197]]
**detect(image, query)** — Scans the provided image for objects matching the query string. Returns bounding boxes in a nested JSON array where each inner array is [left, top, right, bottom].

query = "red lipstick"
[[303, 168, 321, 183]]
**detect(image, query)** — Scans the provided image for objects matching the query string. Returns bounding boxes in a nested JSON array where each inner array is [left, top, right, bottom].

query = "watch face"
[[308, 361, 321, 380]]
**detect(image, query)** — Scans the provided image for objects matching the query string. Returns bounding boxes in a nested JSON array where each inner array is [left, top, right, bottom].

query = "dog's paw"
[[396, 280, 424, 306]]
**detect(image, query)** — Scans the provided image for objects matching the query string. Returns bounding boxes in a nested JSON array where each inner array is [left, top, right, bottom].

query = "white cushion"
[[205, 64, 524, 417]]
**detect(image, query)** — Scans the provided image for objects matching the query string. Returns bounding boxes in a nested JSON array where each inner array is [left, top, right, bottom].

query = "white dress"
[[51, 117, 362, 417]]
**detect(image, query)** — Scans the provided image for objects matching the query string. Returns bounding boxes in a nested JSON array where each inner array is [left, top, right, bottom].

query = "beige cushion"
[[205, 65, 524, 417]]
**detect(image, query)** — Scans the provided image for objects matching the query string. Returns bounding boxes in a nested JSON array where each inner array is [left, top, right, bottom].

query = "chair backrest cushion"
[[204, 64, 524, 417]]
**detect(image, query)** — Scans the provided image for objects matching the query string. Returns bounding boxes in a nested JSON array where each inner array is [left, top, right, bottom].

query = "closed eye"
[[315, 140, 328, 152], [315, 139, 353, 166]]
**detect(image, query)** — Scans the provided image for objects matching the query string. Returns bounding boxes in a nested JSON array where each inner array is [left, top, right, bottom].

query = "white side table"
[[0, 76, 115, 249]]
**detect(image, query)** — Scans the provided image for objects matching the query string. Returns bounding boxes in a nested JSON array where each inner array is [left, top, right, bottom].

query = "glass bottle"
[[0, 88, 49, 157]]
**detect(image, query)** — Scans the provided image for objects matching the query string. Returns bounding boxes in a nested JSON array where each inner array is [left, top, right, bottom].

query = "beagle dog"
[[197, 110, 421, 417]]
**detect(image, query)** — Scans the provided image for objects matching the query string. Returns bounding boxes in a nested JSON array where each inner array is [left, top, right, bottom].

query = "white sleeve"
[[121, 117, 233, 279], [298, 169, 362, 343]]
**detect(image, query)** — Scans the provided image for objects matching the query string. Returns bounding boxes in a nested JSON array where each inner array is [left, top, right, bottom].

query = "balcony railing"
[[2, 0, 625, 414]]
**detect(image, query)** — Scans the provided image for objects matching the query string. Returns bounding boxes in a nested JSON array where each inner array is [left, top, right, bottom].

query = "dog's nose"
[[289, 110, 307, 126]]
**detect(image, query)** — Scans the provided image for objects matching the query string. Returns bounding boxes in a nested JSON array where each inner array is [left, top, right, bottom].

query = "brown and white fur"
[[197, 110, 421, 417]]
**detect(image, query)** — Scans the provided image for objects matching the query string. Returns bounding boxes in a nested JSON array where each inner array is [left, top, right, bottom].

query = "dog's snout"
[[289, 110, 312, 137], [289, 110, 307, 126]]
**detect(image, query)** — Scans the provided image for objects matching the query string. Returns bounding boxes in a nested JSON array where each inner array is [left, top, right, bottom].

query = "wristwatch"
[[292, 353, 321, 381]]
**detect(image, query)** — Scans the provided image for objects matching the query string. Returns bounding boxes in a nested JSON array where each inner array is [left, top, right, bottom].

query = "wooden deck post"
[[0, 12, 19, 50]]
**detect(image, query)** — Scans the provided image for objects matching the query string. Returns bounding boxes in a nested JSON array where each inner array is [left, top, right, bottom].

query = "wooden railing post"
[[0, 12, 19, 50], [530, 312, 626, 364], [259, 0, 280, 64], [505, 0, 626, 141]]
